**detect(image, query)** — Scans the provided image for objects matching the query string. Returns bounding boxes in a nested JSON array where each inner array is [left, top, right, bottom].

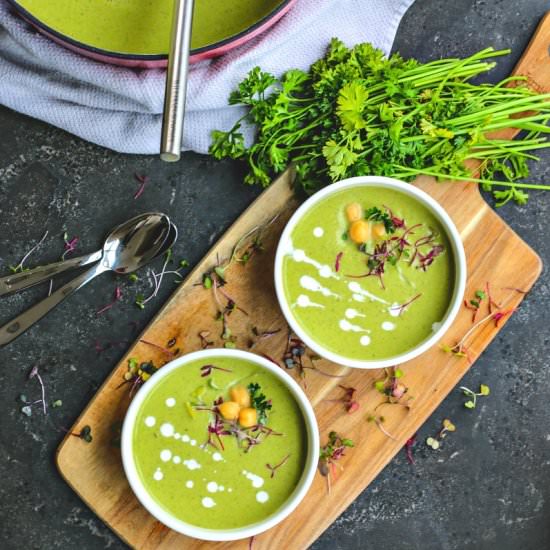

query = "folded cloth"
[[0, 0, 414, 155]]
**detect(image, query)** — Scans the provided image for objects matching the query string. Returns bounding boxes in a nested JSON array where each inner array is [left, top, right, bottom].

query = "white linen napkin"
[[0, 0, 414, 155]]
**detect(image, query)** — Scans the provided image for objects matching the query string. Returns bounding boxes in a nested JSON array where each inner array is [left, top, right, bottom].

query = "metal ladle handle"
[[160, 0, 195, 162]]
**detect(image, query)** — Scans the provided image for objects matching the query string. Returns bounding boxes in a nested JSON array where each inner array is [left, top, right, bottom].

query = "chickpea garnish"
[[349, 219, 372, 244], [218, 401, 240, 421], [371, 222, 386, 239], [239, 407, 258, 428], [230, 385, 251, 408], [345, 202, 363, 222]]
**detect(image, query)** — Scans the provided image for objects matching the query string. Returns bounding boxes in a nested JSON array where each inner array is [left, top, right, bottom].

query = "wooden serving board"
[[57, 13, 550, 550]]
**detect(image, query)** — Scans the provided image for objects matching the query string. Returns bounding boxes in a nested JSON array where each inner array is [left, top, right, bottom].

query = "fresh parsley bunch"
[[210, 39, 550, 205]]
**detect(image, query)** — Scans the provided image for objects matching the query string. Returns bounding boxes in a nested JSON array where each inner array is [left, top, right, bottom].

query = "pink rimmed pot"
[[5, 0, 297, 68]]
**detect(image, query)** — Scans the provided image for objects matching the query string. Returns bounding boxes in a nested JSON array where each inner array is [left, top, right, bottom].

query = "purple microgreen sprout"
[[460, 384, 490, 409], [326, 385, 359, 414], [139, 338, 177, 358], [9, 230, 49, 273], [373, 367, 411, 409], [463, 289, 486, 322], [335, 251, 343, 273], [133, 173, 149, 199], [96, 285, 123, 315], [390, 293, 422, 316], [318, 431, 354, 495], [266, 454, 291, 478], [62, 233, 79, 260], [199, 331, 214, 349], [200, 364, 233, 377], [404, 434, 416, 464], [367, 414, 397, 440]]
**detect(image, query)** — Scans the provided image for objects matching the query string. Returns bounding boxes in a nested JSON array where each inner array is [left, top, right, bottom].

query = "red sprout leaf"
[[248, 536, 255, 550], [503, 287, 527, 294], [416, 244, 444, 271], [493, 308, 516, 327], [266, 454, 291, 478], [62, 235, 79, 260], [96, 285, 123, 315], [335, 252, 343, 273], [139, 338, 176, 357], [404, 434, 416, 465]]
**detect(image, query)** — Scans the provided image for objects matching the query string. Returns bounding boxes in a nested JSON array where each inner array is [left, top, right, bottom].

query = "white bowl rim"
[[274, 175, 467, 369], [121, 347, 320, 541]]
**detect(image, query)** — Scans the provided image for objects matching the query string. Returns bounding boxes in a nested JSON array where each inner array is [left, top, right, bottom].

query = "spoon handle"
[[160, 0, 195, 162], [0, 250, 103, 297], [0, 262, 106, 347]]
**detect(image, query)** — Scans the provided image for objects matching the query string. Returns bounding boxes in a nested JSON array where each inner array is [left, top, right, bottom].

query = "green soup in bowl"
[[275, 176, 466, 369], [121, 349, 318, 541]]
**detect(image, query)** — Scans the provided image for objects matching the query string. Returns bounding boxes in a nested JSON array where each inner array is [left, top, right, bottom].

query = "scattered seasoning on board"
[[318, 431, 354, 495]]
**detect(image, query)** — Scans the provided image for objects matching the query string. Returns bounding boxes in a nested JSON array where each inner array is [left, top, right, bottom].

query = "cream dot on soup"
[[292, 249, 306, 262], [183, 459, 201, 470], [313, 227, 324, 237], [242, 470, 264, 488], [256, 491, 269, 503], [153, 468, 163, 481], [185, 480, 194, 489], [165, 397, 176, 407], [160, 449, 172, 462], [181, 434, 190, 442], [382, 321, 396, 331], [160, 422, 174, 437], [201, 497, 216, 509], [360, 335, 371, 346], [144, 416, 156, 427], [173, 456, 181, 464], [212, 452, 223, 462], [206, 481, 218, 493], [296, 294, 324, 309]]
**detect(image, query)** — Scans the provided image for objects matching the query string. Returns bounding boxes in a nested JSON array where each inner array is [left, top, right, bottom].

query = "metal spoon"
[[0, 214, 172, 347], [0, 213, 170, 297], [160, 0, 195, 162]]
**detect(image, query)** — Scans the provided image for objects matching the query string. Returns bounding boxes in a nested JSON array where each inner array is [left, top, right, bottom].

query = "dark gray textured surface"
[[0, 1, 549, 548]]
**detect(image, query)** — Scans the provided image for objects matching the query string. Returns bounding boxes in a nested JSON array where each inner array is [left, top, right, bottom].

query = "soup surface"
[[132, 356, 307, 529], [15, 0, 284, 55], [281, 186, 455, 360]]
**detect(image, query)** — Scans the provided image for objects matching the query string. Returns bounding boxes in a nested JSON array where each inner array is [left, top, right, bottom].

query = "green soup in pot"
[[132, 356, 307, 529], [15, 0, 285, 55], [281, 186, 455, 361]]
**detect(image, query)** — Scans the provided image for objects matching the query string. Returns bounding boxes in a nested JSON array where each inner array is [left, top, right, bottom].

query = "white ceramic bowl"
[[121, 348, 319, 541], [274, 175, 467, 369]]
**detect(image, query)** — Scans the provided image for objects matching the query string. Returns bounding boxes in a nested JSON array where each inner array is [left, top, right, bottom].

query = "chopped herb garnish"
[[365, 206, 396, 234], [318, 431, 354, 494], [52, 399, 62, 408], [247, 383, 272, 425]]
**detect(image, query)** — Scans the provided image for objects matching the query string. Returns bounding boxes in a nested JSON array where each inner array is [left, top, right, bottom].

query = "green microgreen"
[[120, 358, 158, 397], [460, 384, 490, 409], [318, 431, 354, 494], [426, 418, 456, 450], [128, 273, 139, 283], [211, 40, 550, 204]]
